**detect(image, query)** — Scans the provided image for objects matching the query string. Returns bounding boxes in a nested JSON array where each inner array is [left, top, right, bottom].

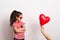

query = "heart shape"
[[39, 14, 50, 26]]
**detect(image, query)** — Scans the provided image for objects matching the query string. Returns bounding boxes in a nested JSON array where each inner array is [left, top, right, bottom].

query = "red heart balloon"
[[39, 14, 50, 25]]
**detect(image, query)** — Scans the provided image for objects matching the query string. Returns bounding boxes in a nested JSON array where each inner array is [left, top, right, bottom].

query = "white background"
[[0, 0, 60, 40]]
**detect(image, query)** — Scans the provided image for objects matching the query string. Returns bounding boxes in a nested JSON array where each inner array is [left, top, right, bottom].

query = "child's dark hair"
[[10, 10, 22, 26]]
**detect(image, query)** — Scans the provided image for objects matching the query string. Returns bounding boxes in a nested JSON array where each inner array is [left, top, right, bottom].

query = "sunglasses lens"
[[20, 17, 23, 19]]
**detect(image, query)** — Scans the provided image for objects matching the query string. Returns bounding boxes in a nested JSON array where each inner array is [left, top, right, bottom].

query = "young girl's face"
[[16, 15, 23, 21]]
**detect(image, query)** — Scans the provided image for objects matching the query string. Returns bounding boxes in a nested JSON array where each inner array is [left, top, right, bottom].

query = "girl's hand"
[[20, 28, 25, 32], [20, 25, 26, 32]]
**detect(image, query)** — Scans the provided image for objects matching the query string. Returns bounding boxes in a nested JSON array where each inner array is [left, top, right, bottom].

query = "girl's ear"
[[16, 16, 18, 19]]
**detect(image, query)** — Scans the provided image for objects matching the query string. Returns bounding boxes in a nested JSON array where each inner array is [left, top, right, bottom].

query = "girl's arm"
[[41, 26, 52, 40], [13, 25, 26, 33]]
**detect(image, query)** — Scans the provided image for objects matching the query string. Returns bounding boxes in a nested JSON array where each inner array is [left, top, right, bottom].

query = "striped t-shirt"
[[13, 21, 25, 39]]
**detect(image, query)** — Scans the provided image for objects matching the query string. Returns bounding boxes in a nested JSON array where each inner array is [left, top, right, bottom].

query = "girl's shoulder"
[[12, 22, 18, 27], [12, 21, 25, 27], [20, 21, 25, 25]]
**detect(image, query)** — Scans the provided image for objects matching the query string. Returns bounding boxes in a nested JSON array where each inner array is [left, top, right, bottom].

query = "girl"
[[41, 26, 52, 40], [10, 10, 26, 40]]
